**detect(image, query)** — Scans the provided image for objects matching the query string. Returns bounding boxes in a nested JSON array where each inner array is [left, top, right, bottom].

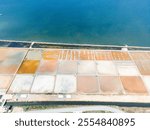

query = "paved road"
[[27, 106, 125, 113]]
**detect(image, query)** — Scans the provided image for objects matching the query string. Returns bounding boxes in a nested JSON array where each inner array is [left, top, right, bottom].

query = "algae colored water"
[[0, 0, 150, 46]]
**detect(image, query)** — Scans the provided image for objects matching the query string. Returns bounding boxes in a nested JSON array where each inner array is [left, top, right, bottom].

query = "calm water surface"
[[0, 0, 150, 46]]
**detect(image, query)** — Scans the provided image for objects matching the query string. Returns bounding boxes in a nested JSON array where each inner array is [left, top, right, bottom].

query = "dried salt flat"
[[54, 75, 76, 93], [115, 61, 140, 76], [96, 61, 118, 75], [31, 75, 55, 93], [142, 76, 150, 93], [26, 50, 42, 60], [8, 75, 34, 93], [58, 60, 77, 74], [0, 75, 13, 93], [78, 61, 96, 75]]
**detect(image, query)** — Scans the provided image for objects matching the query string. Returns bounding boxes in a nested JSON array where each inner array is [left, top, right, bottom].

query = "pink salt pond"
[[99, 76, 123, 94], [77, 76, 99, 94], [37, 60, 58, 74]]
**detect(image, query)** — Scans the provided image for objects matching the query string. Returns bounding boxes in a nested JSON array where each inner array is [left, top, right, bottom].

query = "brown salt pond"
[[79, 50, 94, 60], [120, 76, 148, 94], [77, 76, 99, 94], [134, 60, 150, 75], [58, 60, 77, 74], [60, 50, 78, 60], [99, 76, 123, 94], [111, 51, 131, 60], [17, 60, 40, 74], [37, 60, 58, 74], [95, 51, 113, 60], [60, 50, 79, 60], [130, 52, 150, 60]]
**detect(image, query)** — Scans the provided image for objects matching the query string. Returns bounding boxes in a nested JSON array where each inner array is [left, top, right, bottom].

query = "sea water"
[[0, 0, 150, 46]]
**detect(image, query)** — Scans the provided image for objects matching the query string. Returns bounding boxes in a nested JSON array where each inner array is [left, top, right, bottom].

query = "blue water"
[[0, 0, 150, 46]]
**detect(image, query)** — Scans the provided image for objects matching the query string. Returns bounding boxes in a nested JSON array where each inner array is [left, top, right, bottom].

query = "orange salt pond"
[[111, 51, 131, 60], [120, 76, 148, 94], [42, 50, 61, 60], [17, 60, 40, 74], [95, 51, 113, 60]]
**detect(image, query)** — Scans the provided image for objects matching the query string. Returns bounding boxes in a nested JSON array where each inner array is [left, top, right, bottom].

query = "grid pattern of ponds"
[[0, 48, 150, 96]]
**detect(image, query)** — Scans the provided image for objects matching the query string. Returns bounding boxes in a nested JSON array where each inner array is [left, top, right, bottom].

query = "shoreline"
[[0, 39, 150, 50]]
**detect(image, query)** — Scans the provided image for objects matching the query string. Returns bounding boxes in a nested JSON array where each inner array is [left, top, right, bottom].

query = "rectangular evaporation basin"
[[54, 75, 76, 94], [17, 60, 40, 74], [78, 61, 96, 75], [142, 76, 150, 93], [99, 76, 123, 94], [0, 48, 10, 61], [26, 50, 42, 60], [0, 49, 27, 74], [0, 41, 31, 48], [95, 51, 113, 60], [58, 61, 77, 74], [8, 75, 34, 93], [60, 50, 79, 60], [61, 50, 79, 60], [115, 61, 140, 76], [120, 76, 148, 94], [134, 60, 150, 75], [42, 50, 61, 60], [0, 75, 13, 93], [77, 76, 99, 94], [130, 52, 150, 60], [31, 75, 55, 93], [96, 61, 118, 75], [111, 51, 131, 60], [79, 50, 95, 60], [37, 60, 58, 74]]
